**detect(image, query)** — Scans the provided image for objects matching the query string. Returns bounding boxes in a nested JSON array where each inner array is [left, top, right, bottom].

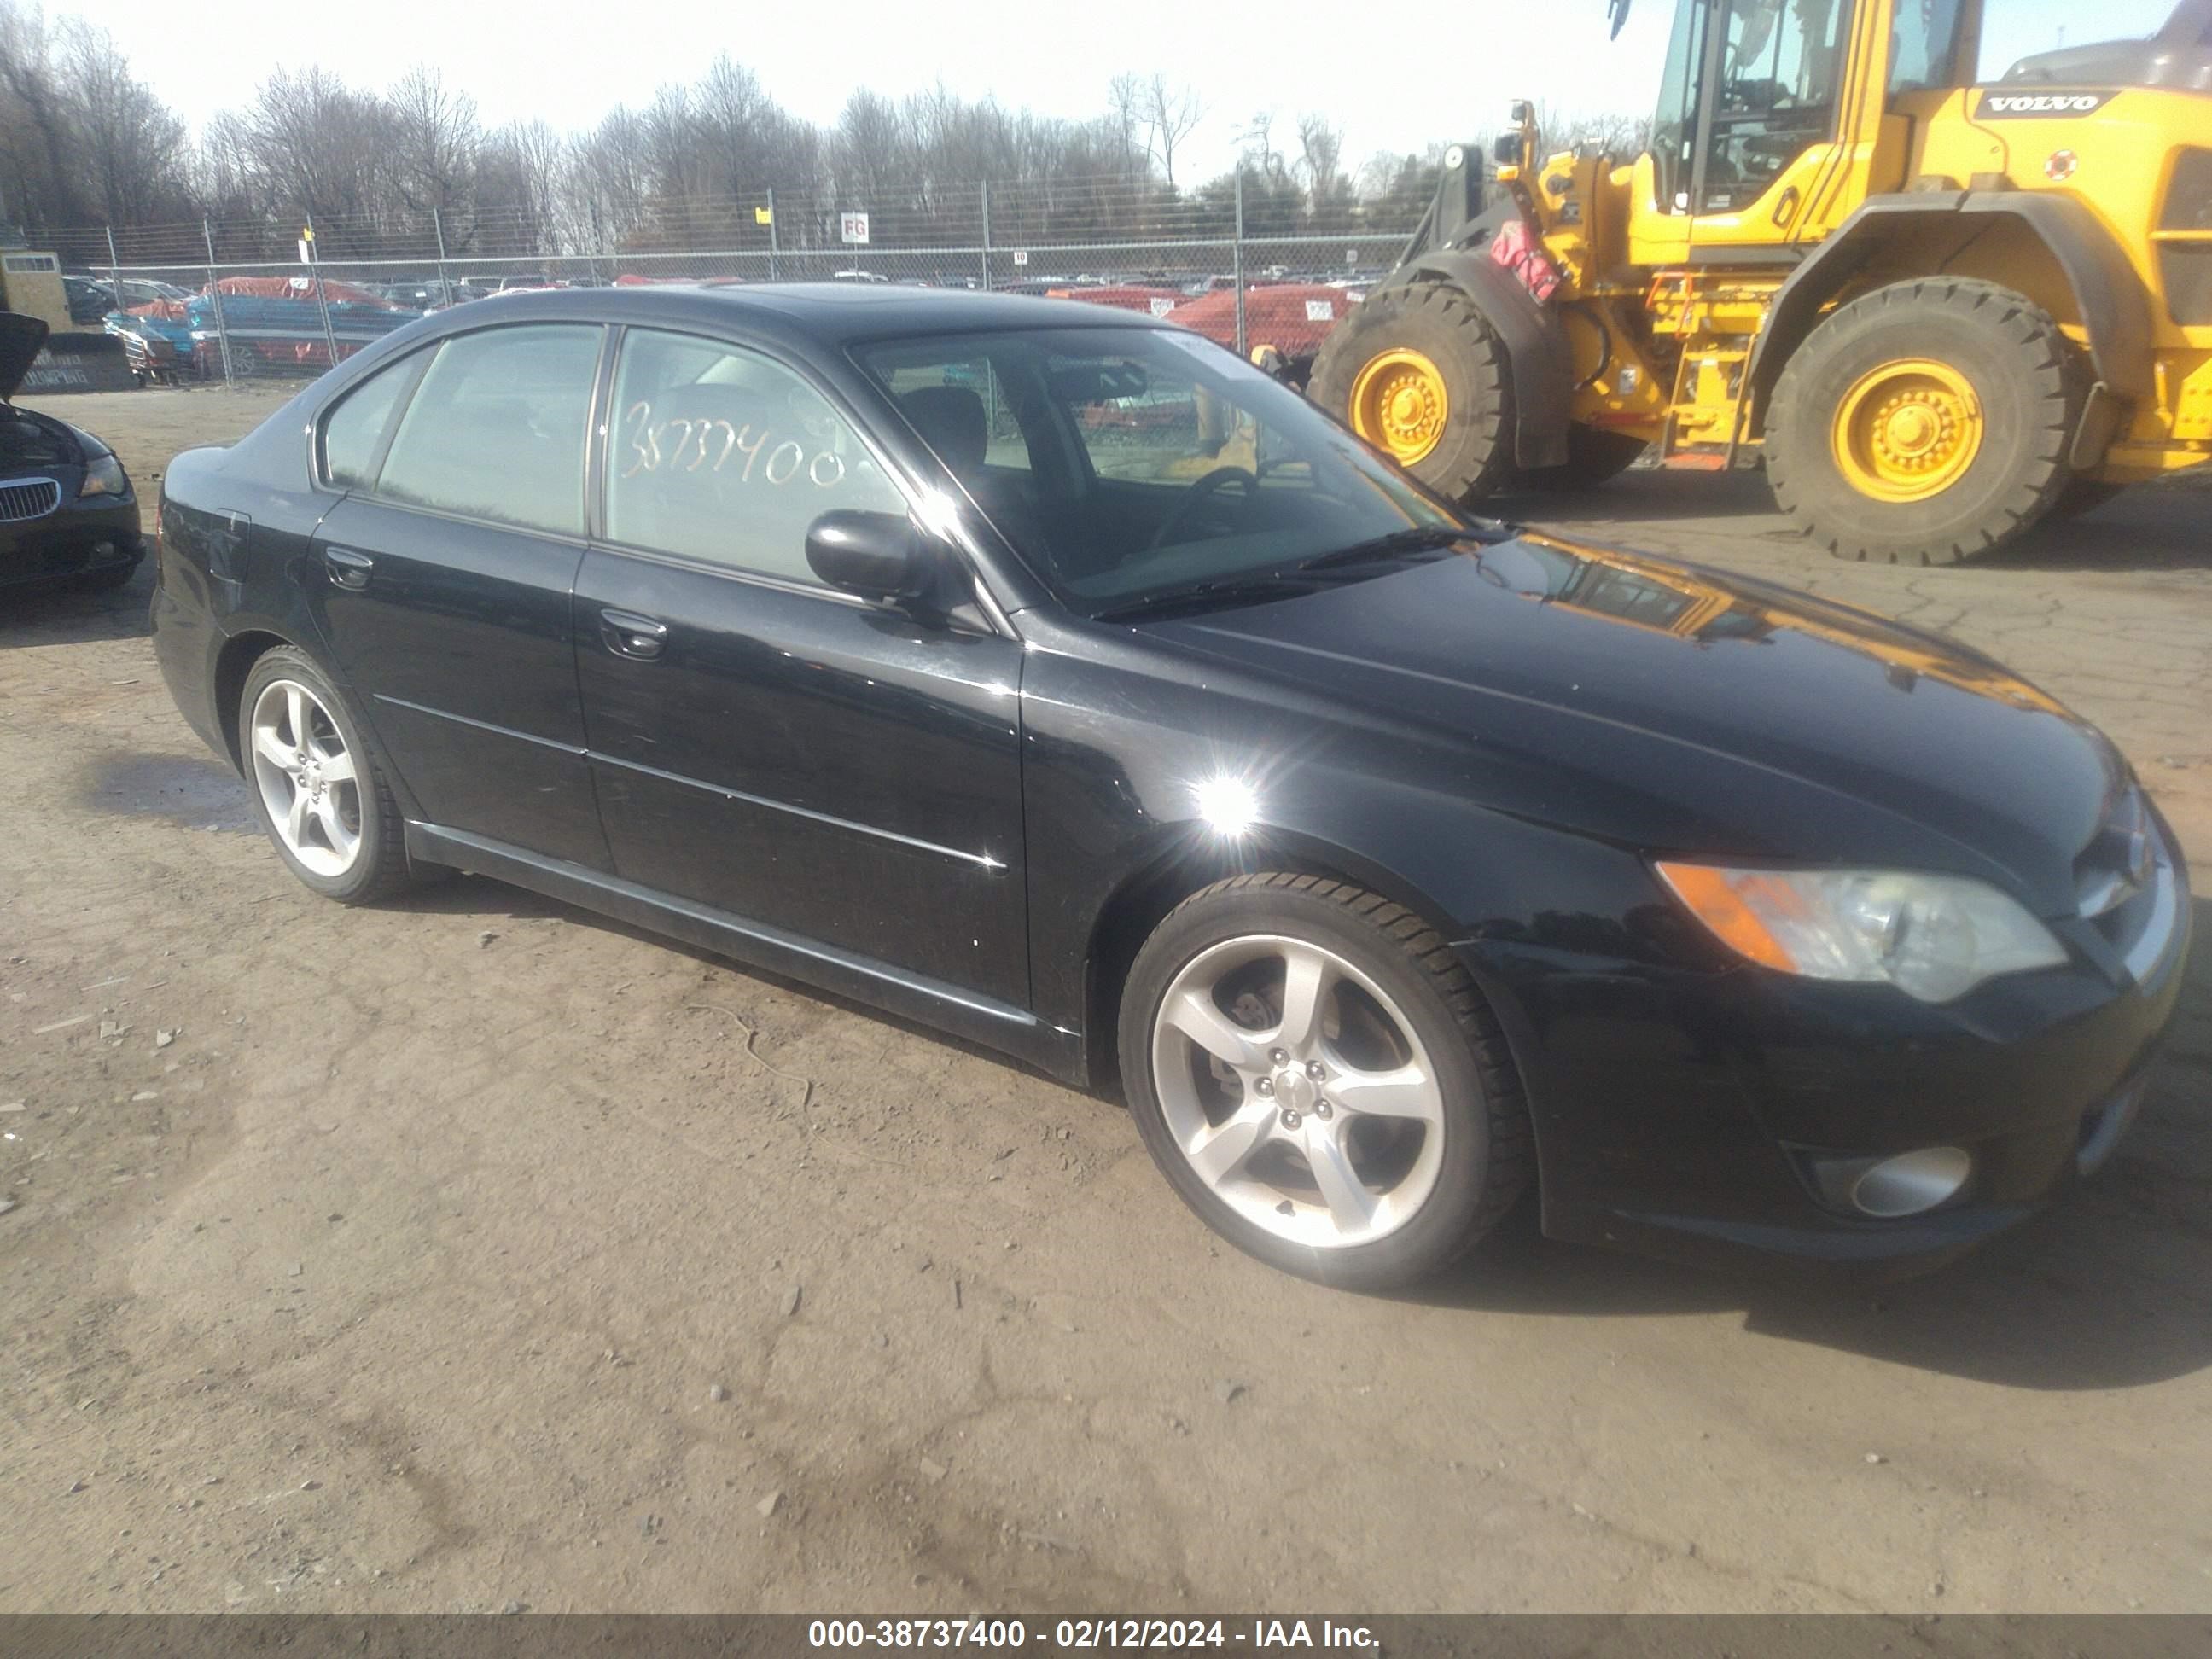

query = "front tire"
[[1118, 873, 1531, 1290], [239, 646, 413, 905], [1310, 282, 1513, 505], [1767, 277, 2082, 565]]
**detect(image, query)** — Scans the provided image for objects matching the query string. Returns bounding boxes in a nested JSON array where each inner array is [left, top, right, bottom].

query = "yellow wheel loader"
[[1309, 0, 2212, 562]]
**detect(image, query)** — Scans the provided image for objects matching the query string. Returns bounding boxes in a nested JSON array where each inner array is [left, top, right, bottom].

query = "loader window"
[[1700, 0, 1848, 212], [1889, 0, 1968, 91], [1651, 0, 1713, 212]]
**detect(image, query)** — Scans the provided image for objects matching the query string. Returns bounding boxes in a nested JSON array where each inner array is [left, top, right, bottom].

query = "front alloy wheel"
[[1120, 873, 1531, 1289], [1150, 934, 1447, 1249]]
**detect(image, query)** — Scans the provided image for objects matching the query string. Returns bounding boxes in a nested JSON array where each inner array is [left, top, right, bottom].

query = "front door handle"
[[600, 608, 669, 661], [324, 545, 374, 591]]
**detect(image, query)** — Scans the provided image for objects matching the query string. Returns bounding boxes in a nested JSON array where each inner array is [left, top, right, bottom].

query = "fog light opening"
[[1849, 1147, 1972, 1218]]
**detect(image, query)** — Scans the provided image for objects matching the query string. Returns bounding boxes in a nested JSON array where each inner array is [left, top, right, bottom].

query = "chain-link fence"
[[42, 175, 1416, 387]]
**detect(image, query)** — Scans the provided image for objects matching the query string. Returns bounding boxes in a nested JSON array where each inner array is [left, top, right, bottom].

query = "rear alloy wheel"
[[1767, 277, 2082, 565], [1120, 874, 1529, 1289], [241, 647, 414, 904], [1310, 282, 1513, 504]]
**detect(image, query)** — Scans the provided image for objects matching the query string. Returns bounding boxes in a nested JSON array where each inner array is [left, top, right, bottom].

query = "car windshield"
[[853, 323, 1470, 617]]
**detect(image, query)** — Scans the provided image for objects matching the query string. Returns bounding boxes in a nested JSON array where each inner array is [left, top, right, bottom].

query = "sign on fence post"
[[1012, 250, 1028, 267], [840, 212, 870, 246]]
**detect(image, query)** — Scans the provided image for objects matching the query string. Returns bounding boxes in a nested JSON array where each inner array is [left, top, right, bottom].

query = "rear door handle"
[[324, 545, 374, 591], [599, 608, 669, 661]]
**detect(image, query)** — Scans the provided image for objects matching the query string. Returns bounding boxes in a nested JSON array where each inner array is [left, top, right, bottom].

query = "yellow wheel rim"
[[1831, 358, 1984, 504], [1349, 348, 1450, 466]]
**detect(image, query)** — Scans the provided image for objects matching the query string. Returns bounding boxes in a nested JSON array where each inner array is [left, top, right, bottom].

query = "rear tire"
[[1310, 282, 1513, 505], [239, 646, 415, 905], [1767, 278, 2082, 565], [1118, 873, 1531, 1291]]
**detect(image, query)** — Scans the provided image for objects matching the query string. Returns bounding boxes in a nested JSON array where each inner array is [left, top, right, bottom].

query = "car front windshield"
[[854, 323, 1467, 615]]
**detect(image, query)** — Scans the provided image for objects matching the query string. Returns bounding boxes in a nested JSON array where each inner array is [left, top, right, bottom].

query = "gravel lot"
[[3, 381, 2208, 1615]]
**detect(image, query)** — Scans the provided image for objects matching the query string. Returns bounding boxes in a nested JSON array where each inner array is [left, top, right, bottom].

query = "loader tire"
[[1767, 278, 2082, 566], [1311, 281, 1512, 504]]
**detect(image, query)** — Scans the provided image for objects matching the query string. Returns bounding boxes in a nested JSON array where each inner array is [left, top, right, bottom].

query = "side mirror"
[[1493, 132, 1524, 166], [806, 509, 933, 602]]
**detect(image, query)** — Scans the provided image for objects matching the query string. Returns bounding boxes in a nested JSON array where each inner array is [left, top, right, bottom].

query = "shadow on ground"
[[0, 560, 151, 649]]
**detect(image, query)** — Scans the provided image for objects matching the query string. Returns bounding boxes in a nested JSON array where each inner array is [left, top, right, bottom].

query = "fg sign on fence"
[[840, 212, 870, 245]]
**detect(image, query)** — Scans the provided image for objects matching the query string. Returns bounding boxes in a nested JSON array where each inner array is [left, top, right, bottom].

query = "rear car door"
[[305, 322, 613, 869], [571, 326, 1029, 1005]]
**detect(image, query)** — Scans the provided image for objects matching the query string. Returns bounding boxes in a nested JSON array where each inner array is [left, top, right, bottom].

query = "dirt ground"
[[3, 382, 2209, 1615]]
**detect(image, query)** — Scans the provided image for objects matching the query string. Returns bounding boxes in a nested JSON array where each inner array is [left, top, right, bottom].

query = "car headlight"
[[1655, 862, 2068, 1003], [79, 451, 130, 498]]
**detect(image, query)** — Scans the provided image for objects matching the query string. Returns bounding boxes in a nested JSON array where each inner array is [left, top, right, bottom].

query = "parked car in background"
[[148, 284, 2187, 1291], [0, 314, 143, 591]]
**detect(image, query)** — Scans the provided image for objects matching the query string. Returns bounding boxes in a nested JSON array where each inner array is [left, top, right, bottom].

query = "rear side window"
[[604, 329, 903, 585], [375, 324, 603, 536], [320, 357, 415, 490]]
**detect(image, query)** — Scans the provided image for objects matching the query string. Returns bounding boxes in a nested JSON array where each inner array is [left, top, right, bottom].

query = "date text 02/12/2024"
[[806, 1620, 1381, 1649]]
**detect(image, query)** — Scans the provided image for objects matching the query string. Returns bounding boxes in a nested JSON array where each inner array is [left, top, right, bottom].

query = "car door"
[[572, 325, 1028, 1005], [304, 321, 614, 870]]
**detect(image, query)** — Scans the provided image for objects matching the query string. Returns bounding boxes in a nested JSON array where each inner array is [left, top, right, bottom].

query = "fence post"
[[433, 207, 452, 303], [979, 180, 992, 292], [203, 219, 234, 385], [766, 188, 779, 282], [304, 212, 341, 372], [1232, 171, 1247, 358], [104, 225, 125, 319]]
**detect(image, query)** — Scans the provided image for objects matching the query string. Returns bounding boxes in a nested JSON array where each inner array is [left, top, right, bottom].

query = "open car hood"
[[0, 311, 51, 399]]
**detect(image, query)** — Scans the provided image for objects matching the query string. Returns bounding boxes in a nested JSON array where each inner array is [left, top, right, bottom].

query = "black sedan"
[[149, 284, 2189, 1289], [0, 314, 143, 592]]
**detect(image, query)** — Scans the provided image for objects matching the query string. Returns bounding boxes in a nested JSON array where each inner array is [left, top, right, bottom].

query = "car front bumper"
[[1462, 825, 2192, 1276], [0, 496, 143, 590]]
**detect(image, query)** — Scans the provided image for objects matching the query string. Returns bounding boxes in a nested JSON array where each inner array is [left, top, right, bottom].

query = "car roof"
[[460, 281, 1165, 348]]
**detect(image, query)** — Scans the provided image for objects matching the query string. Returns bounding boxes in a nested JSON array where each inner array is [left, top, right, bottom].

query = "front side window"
[[1651, 0, 1712, 212], [856, 325, 1455, 614], [320, 355, 416, 490], [375, 324, 602, 536], [604, 329, 904, 585]]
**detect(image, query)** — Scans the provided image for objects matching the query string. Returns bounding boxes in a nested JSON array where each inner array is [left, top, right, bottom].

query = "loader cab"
[[1628, 0, 1976, 261]]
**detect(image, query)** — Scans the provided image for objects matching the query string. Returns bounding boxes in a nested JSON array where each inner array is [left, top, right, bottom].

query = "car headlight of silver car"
[[79, 451, 129, 498], [1656, 862, 2069, 1004]]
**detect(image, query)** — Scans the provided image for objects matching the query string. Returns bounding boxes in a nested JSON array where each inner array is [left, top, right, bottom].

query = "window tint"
[[375, 324, 602, 536], [321, 356, 415, 490], [606, 329, 904, 584]]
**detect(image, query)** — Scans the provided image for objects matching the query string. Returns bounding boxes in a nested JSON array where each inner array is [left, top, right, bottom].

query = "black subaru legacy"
[[0, 312, 143, 592], [149, 285, 2188, 1289]]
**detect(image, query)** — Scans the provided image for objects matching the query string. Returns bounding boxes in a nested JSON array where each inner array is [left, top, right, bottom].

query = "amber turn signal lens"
[[1655, 862, 1801, 972]]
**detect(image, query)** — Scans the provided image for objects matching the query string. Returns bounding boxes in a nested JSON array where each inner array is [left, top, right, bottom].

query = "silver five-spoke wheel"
[[1150, 933, 1447, 1249], [248, 678, 363, 878]]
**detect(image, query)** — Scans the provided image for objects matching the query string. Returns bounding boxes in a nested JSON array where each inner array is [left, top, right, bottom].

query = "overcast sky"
[[50, 0, 2176, 185]]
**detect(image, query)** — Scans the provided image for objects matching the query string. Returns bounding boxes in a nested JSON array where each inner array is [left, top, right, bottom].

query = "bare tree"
[[1141, 75, 1203, 190], [1295, 112, 1346, 218], [387, 65, 480, 220], [60, 23, 190, 226]]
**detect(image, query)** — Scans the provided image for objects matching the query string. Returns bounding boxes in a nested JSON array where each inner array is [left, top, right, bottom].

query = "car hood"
[[0, 311, 49, 399], [1150, 533, 2128, 916]]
